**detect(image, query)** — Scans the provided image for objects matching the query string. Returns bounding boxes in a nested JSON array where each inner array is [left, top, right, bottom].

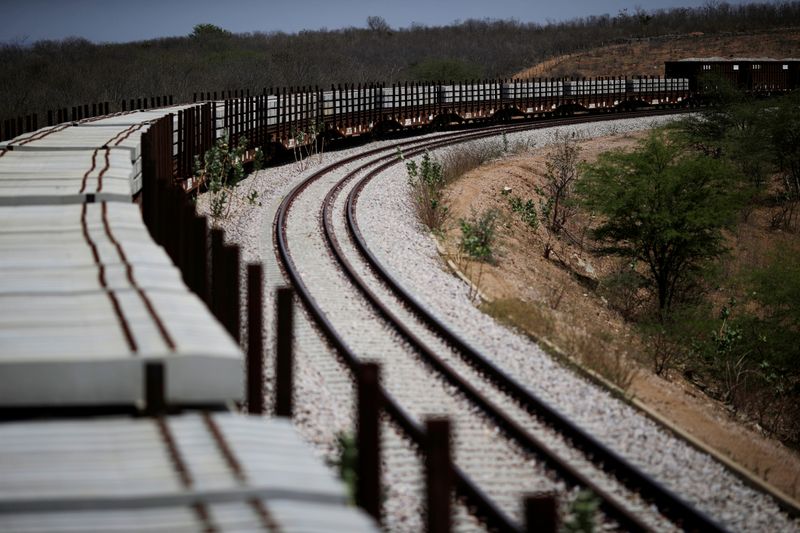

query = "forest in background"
[[2, 2, 800, 120]]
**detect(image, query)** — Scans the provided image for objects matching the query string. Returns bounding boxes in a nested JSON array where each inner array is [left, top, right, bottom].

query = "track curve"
[[270, 110, 750, 531]]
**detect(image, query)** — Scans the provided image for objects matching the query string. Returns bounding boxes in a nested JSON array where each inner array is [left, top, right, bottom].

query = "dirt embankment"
[[439, 131, 800, 502], [514, 28, 800, 79]]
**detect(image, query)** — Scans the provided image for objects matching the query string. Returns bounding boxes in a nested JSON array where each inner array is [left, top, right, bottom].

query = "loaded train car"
[[16, 57, 789, 153], [199, 57, 798, 152]]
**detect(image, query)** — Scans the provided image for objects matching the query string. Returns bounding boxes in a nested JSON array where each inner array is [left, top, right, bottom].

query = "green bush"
[[563, 489, 599, 533], [330, 432, 357, 505], [195, 131, 263, 220], [508, 195, 539, 230], [599, 261, 648, 321], [459, 208, 499, 261]]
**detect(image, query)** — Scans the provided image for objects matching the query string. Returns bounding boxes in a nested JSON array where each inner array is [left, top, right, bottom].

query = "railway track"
[[272, 111, 733, 531]]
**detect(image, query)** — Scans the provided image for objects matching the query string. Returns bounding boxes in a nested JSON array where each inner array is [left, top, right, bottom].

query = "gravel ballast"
[[355, 116, 799, 532], [200, 116, 799, 532]]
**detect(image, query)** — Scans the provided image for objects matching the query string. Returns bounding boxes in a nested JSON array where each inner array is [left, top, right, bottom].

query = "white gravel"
[[355, 116, 800, 533], [201, 116, 800, 533]]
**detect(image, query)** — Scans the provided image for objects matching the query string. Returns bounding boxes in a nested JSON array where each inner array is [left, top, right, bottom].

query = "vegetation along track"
[[274, 111, 729, 532]]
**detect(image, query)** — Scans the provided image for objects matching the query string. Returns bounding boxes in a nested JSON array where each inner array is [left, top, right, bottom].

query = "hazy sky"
[[1, 0, 767, 44]]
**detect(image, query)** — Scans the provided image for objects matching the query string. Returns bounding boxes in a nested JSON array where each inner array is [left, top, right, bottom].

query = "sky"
[[0, 0, 768, 44]]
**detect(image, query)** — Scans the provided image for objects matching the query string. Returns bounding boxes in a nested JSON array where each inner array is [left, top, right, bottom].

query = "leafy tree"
[[190, 23, 231, 40], [577, 130, 742, 314], [671, 73, 750, 158]]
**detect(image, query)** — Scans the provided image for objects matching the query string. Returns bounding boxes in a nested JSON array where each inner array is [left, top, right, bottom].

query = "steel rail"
[[344, 116, 730, 532], [275, 126, 525, 531], [329, 110, 722, 531], [275, 110, 696, 531], [344, 114, 730, 533], [321, 121, 662, 532]]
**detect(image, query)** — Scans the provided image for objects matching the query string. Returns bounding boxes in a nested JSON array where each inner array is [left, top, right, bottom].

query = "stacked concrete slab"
[[0, 107, 190, 204], [0, 414, 377, 532], [0, 106, 377, 532]]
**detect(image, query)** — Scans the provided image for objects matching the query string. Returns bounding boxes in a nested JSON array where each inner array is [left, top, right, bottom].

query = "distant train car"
[[665, 58, 800, 93]]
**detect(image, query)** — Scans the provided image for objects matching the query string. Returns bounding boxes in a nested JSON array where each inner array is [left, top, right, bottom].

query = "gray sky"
[[0, 0, 768, 44]]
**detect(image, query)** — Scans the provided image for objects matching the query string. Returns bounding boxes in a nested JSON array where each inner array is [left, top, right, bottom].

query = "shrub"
[[541, 132, 581, 236], [563, 490, 600, 533], [195, 131, 263, 221], [598, 261, 649, 321], [459, 208, 499, 261], [401, 149, 448, 232], [330, 432, 358, 505], [508, 195, 539, 231]]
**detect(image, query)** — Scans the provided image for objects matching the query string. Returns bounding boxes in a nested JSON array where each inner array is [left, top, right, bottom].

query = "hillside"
[[515, 27, 800, 78], [442, 130, 800, 501], [2, 2, 800, 120]]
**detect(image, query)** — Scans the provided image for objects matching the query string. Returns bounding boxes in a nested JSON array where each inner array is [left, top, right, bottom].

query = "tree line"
[[2, 2, 800, 120]]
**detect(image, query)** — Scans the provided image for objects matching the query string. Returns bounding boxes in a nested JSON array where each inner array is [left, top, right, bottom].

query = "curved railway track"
[[272, 111, 732, 531]]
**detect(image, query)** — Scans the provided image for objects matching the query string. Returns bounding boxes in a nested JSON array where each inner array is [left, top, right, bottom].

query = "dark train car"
[[665, 58, 800, 93]]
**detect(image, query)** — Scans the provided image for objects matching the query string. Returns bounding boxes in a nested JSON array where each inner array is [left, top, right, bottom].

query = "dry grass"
[[482, 297, 637, 394]]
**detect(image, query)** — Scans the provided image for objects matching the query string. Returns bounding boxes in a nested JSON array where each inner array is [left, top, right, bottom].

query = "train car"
[[626, 77, 690, 106], [379, 83, 437, 128], [665, 58, 800, 93], [500, 79, 563, 115], [438, 81, 501, 121], [322, 84, 380, 137], [563, 77, 626, 110]]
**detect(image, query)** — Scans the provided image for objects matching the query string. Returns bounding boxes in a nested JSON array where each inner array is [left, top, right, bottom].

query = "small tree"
[[459, 208, 499, 262], [537, 132, 581, 259], [577, 130, 742, 314], [366, 16, 391, 33], [190, 23, 232, 39]]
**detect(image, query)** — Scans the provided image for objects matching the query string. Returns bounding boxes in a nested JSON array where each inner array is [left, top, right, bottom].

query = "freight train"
[[207, 58, 798, 151], [4, 58, 797, 157]]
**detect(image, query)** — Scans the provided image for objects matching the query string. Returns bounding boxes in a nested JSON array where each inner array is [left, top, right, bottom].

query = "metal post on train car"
[[141, 125, 155, 234], [247, 263, 264, 415], [403, 81, 408, 126], [339, 83, 345, 131], [179, 198, 194, 285], [144, 361, 166, 415], [192, 214, 209, 304], [154, 172, 167, 249], [356, 362, 382, 524], [224, 243, 241, 344], [360, 82, 365, 131], [275, 286, 294, 418], [315, 85, 322, 138], [171, 182, 185, 270], [211, 228, 225, 323], [525, 493, 559, 533], [425, 418, 452, 533]]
